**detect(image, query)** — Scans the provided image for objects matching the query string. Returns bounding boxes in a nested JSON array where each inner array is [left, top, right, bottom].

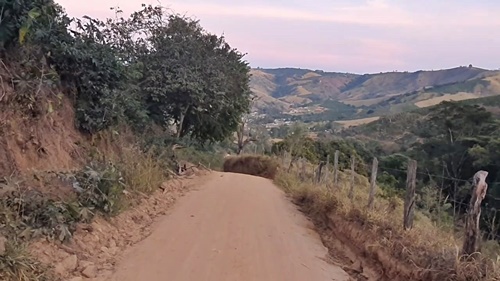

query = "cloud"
[[165, 0, 416, 27], [55, 0, 500, 73]]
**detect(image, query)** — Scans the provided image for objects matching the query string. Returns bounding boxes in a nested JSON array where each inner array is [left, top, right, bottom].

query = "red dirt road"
[[109, 172, 350, 281]]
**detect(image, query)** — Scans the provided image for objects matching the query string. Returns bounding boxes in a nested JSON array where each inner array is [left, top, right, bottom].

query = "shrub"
[[223, 155, 278, 179]]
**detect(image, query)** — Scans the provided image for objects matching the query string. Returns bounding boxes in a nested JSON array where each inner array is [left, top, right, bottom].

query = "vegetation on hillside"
[[250, 67, 500, 124], [337, 100, 500, 244], [267, 103, 500, 279], [0, 1, 251, 280]]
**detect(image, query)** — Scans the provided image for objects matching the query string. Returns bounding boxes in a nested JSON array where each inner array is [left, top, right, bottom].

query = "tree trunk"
[[176, 106, 190, 138]]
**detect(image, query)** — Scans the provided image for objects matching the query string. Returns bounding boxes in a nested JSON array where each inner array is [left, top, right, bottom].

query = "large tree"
[[117, 5, 252, 143]]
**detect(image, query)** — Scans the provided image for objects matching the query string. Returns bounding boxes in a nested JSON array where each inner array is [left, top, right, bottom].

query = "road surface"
[[109, 172, 350, 281]]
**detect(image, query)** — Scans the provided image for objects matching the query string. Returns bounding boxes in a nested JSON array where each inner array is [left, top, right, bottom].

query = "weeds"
[[274, 167, 500, 281], [0, 239, 53, 281], [75, 161, 126, 216]]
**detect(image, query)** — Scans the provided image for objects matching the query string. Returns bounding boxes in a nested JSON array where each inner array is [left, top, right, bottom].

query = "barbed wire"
[[281, 154, 500, 203]]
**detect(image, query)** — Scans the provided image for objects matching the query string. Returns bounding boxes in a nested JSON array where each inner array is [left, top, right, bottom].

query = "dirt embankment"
[[30, 171, 209, 281]]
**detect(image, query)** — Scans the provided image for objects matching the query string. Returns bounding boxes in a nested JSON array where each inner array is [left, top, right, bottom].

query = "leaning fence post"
[[462, 170, 489, 256], [367, 157, 378, 209], [404, 159, 418, 230], [348, 155, 355, 200]]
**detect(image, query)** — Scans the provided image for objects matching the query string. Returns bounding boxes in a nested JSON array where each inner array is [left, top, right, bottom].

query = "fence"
[[279, 150, 489, 256]]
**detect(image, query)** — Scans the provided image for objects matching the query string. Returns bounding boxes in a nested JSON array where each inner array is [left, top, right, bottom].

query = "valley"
[[249, 66, 500, 129]]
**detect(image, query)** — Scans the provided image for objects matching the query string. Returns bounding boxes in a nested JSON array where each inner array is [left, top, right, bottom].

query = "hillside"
[[250, 66, 500, 121], [0, 2, 250, 281]]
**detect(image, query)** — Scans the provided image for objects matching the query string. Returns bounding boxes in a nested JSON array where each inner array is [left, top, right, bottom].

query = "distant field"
[[335, 116, 380, 127], [302, 72, 321, 79], [342, 96, 390, 107], [414, 92, 479, 108]]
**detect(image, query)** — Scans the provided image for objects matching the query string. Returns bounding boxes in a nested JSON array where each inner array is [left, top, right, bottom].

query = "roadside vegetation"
[[0, 1, 251, 280]]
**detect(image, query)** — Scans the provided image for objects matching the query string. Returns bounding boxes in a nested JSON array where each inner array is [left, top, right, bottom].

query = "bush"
[[223, 155, 278, 179]]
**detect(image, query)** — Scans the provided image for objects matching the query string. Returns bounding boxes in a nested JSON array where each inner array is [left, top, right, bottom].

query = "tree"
[[118, 6, 251, 143]]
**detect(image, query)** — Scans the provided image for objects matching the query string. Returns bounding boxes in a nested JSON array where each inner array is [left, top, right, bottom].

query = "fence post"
[[462, 170, 489, 256], [404, 159, 418, 230], [323, 154, 330, 184], [367, 157, 378, 209], [316, 162, 325, 184], [348, 155, 355, 200], [300, 158, 306, 181], [333, 150, 339, 188]]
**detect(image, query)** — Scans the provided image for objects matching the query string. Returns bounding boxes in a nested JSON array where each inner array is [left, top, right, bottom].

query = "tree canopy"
[[1, 1, 252, 143]]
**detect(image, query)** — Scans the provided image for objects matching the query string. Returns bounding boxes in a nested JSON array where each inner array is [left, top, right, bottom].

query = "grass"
[[414, 93, 480, 108], [274, 164, 500, 281], [0, 239, 53, 281], [335, 116, 380, 127], [223, 154, 279, 179], [175, 147, 226, 171]]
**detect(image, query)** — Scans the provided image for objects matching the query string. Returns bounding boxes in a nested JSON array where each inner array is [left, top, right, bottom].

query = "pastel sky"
[[56, 0, 500, 74]]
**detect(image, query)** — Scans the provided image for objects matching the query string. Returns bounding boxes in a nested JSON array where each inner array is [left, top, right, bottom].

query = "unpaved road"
[[109, 172, 350, 281]]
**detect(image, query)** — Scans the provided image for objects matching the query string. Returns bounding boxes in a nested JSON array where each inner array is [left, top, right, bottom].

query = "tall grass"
[[274, 165, 500, 281], [0, 239, 53, 281]]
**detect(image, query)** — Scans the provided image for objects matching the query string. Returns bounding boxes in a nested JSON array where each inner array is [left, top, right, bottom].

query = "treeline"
[[0, 1, 251, 143], [270, 123, 375, 176]]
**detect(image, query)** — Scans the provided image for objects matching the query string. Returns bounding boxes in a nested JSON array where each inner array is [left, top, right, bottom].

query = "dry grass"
[[223, 155, 279, 180], [274, 166, 500, 281], [335, 116, 380, 128], [414, 92, 480, 108], [0, 239, 52, 281]]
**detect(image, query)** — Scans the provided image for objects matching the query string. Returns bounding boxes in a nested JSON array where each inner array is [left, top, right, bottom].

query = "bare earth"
[[109, 172, 350, 281]]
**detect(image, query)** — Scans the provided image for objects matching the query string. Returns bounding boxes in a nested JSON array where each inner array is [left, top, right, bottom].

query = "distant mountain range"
[[250, 66, 500, 120]]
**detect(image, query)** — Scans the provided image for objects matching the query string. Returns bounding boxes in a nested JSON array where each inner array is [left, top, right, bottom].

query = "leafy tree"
[[114, 6, 251, 143]]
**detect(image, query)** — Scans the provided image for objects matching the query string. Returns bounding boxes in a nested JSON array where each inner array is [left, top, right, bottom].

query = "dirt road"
[[109, 172, 350, 281]]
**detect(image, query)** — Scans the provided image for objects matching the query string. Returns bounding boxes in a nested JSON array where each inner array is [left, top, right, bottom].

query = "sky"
[[56, 0, 500, 74]]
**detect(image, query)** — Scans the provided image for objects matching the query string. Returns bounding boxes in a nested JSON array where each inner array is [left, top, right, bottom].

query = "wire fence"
[[279, 151, 499, 210]]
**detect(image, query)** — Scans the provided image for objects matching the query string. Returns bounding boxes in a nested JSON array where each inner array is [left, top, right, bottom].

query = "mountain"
[[249, 66, 500, 120]]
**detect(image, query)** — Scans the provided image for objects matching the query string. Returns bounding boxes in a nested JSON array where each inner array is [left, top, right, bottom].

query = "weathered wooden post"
[[300, 158, 306, 181], [316, 162, 325, 184], [462, 170, 489, 256], [367, 157, 378, 209], [403, 159, 418, 230], [333, 150, 339, 188], [323, 154, 330, 184], [348, 155, 355, 200]]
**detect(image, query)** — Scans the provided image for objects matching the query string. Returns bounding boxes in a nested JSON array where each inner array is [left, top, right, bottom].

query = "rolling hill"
[[250, 66, 500, 121]]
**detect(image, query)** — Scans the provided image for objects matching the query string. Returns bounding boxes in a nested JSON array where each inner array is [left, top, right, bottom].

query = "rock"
[[81, 264, 98, 278], [55, 254, 78, 276], [78, 260, 94, 270], [0, 235, 7, 256], [67, 277, 83, 281]]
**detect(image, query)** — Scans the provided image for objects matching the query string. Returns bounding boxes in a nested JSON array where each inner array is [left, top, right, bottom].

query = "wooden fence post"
[[348, 155, 355, 200], [323, 154, 330, 184], [301, 158, 307, 181], [404, 159, 418, 230], [316, 162, 325, 184], [462, 170, 489, 256], [367, 157, 378, 209], [333, 150, 339, 188]]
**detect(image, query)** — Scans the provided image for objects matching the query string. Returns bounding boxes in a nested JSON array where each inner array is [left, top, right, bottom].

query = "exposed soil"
[[30, 170, 209, 281], [29, 171, 390, 281], [104, 172, 351, 281]]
